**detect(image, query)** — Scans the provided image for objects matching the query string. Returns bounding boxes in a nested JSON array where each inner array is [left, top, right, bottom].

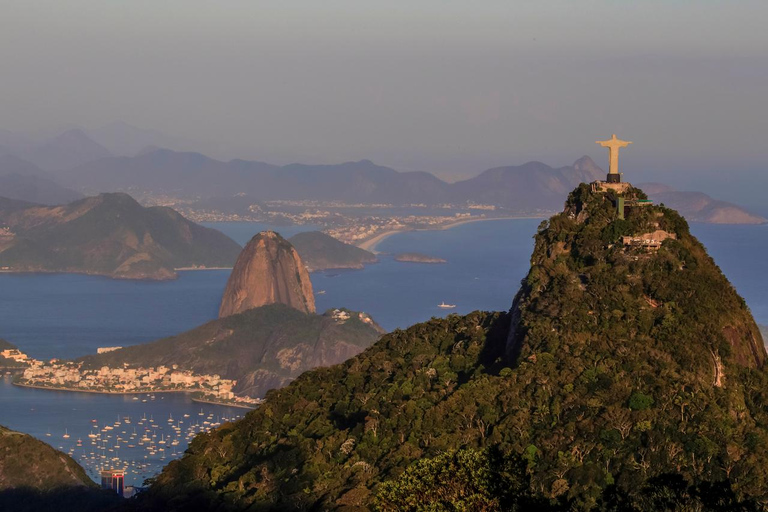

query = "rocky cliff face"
[[219, 231, 315, 317]]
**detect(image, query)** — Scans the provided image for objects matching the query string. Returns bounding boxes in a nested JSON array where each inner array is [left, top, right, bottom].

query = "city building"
[[101, 469, 125, 495]]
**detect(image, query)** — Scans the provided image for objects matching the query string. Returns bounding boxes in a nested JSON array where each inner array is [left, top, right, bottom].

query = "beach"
[[356, 215, 548, 253]]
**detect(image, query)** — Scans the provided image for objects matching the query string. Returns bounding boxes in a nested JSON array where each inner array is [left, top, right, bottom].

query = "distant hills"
[[0, 155, 83, 205], [47, 148, 762, 223], [0, 124, 764, 223], [288, 231, 378, 271], [639, 183, 766, 224], [0, 192, 241, 279], [14, 129, 113, 172], [58, 149, 600, 210], [81, 304, 384, 398]]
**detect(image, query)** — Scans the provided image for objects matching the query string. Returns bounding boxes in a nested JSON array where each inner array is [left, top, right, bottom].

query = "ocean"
[[0, 218, 765, 485]]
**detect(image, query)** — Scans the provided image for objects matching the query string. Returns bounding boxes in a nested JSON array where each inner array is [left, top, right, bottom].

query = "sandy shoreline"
[[356, 215, 547, 253]]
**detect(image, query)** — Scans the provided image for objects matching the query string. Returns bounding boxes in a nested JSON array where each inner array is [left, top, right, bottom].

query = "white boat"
[[437, 302, 456, 309], [63, 429, 70, 439]]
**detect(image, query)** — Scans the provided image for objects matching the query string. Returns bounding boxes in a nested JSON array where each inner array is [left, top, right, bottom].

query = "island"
[[394, 252, 447, 264]]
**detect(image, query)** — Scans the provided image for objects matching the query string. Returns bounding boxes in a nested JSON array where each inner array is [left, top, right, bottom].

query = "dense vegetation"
[[0, 425, 119, 512], [288, 231, 378, 271], [81, 304, 384, 398], [0, 192, 241, 279], [135, 184, 768, 511]]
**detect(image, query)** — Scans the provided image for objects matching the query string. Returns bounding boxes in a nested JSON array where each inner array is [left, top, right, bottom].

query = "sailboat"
[[63, 429, 70, 439], [437, 301, 456, 309]]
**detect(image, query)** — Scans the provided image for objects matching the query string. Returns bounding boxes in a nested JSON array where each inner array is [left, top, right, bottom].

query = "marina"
[[0, 375, 245, 486]]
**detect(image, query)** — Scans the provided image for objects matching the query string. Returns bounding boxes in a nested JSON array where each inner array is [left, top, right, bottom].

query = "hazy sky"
[[1, 1, 767, 197]]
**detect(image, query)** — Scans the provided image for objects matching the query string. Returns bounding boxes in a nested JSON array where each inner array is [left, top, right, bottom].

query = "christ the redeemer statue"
[[596, 134, 632, 176]]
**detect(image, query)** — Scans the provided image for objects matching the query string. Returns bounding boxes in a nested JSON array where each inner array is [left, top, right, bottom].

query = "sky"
[[1, 1, 767, 202]]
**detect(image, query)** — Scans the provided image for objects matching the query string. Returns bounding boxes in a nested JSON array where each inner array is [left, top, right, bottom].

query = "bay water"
[[0, 219, 765, 485]]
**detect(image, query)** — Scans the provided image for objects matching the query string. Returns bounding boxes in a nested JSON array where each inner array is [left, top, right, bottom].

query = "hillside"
[[0, 425, 118, 512], [0, 192, 241, 279], [450, 156, 604, 211], [81, 304, 384, 398], [137, 183, 768, 511], [289, 231, 378, 271]]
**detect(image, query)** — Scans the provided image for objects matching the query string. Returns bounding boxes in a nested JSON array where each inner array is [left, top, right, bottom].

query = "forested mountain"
[[81, 304, 384, 398], [288, 231, 378, 271], [0, 192, 241, 279], [136, 183, 768, 511], [0, 425, 119, 512]]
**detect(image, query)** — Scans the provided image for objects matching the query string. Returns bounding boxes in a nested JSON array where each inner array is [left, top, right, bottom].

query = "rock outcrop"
[[219, 231, 315, 317]]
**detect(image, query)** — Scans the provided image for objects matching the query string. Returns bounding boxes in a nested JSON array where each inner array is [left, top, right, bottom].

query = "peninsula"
[[288, 231, 377, 271]]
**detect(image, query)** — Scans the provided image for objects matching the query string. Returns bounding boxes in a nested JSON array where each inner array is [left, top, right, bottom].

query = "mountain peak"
[[572, 155, 604, 180], [219, 231, 315, 317]]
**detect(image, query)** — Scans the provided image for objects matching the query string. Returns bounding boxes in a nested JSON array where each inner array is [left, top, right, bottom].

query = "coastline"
[[12, 381, 259, 409], [175, 267, 233, 272], [191, 397, 258, 410], [12, 381, 190, 395], [356, 215, 548, 253]]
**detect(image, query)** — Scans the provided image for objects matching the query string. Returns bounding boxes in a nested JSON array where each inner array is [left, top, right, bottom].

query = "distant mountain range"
[[0, 192, 241, 279], [1, 124, 764, 223], [0, 155, 83, 205], [56, 149, 605, 210]]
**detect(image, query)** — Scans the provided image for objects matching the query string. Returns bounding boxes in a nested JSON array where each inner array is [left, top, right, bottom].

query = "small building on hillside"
[[622, 230, 677, 251]]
